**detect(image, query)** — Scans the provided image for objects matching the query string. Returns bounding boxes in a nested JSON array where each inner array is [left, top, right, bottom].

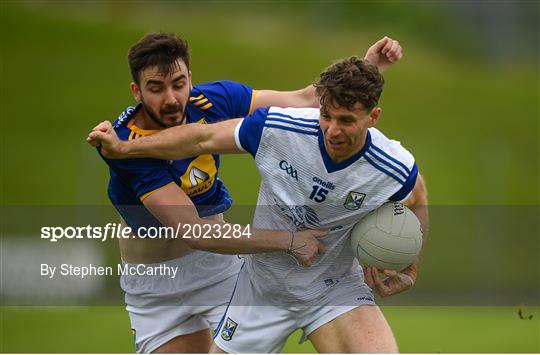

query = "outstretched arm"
[[87, 118, 242, 160], [251, 36, 402, 110], [141, 182, 325, 266]]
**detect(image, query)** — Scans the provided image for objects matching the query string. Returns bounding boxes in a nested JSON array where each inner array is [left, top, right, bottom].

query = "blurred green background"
[[1, 0, 538, 353]]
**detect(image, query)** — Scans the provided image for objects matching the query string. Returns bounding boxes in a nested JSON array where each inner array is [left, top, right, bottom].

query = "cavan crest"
[[221, 317, 238, 341], [344, 191, 366, 210]]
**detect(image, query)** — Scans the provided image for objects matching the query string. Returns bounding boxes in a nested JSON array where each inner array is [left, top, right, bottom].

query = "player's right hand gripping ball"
[[350, 202, 422, 271]]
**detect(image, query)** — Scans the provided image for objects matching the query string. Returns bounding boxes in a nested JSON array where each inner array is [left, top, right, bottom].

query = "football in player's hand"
[[350, 202, 422, 271]]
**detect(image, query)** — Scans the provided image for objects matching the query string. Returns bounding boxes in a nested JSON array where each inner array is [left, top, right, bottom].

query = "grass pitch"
[[1, 306, 538, 353]]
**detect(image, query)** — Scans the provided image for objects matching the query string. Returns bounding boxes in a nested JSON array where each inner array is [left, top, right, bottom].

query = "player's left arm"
[[365, 173, 429, 298], [87, 118, 244, 160], [251, 36, 402, 110], [404, 173, 429, 240], [401, 173, 429, 283]]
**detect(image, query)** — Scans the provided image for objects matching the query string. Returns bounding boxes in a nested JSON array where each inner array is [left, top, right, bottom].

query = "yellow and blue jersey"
[[100, 80, 254, 230]]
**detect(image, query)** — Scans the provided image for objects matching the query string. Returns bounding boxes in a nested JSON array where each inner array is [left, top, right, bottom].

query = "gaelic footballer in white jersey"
[[236, 106, 416, 299], [211, 106, 418, 353]]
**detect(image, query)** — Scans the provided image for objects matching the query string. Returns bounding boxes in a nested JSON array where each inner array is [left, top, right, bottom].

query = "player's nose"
[[163, 88, 178, 105], [326, 120, 341, 137]]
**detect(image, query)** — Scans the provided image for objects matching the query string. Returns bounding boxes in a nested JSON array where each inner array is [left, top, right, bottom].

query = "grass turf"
[[1, 306, 538, 353]]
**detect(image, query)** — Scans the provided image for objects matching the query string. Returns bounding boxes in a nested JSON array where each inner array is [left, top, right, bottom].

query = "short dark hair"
[[314, 56, 384, 112], [128, 32, 190, 85]]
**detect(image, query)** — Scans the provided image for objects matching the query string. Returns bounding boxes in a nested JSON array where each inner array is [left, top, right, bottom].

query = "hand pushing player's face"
[[319, 102, 381, 163], [131, 59, 192, 128]]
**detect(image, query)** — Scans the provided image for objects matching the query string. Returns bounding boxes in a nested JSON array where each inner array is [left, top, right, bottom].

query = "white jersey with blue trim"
[[234, 106, 418, 305]]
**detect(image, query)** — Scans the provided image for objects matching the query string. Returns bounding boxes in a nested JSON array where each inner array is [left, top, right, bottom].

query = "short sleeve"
[[234, 107, 270, 157], [191, 80, 253, 121], [101, 154, 174, 201], [389, 163, 418, 202]]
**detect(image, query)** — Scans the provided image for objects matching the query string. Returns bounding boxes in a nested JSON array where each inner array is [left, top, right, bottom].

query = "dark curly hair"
[[128, 32, 190, 86], [314, 56, 384, 112]]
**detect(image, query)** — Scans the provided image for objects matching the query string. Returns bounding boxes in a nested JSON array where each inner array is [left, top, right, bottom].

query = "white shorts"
[[213, 265, 376, 353], [121, 251, 243, 353]]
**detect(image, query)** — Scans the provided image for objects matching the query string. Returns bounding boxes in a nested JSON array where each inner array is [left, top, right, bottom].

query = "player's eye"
[[148, 87, 162, 93], [340, 118, 355, 125]]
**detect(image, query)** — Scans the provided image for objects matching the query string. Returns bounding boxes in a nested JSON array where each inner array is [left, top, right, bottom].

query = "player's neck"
[[328, 146, 364, 163], [134, 109, 162, 130]]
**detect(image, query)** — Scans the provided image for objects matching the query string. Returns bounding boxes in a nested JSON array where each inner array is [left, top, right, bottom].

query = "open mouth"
[[327, 140, 346, 148]]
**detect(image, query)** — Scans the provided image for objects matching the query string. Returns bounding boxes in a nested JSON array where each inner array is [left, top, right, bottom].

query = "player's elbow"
[[407, 174, 428, 207], [298, 85, 318, 107], [414, 174, 428, 205]]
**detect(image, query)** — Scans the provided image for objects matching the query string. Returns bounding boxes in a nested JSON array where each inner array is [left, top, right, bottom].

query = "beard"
[[140, 97, 187, 128]]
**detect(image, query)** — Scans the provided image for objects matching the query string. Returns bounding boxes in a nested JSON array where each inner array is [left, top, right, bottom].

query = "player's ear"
[[368, 107, 381, 127], [131, 82, 142, 102], [188, 71, 193, 90]]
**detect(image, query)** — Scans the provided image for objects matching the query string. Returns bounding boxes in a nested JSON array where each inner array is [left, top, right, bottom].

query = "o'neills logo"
[[312, 176, 335, 190]]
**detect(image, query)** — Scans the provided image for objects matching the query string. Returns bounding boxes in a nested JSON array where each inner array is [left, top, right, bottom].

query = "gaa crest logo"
[[279, 160, 298, 181], [221, 317, 238, 341], [344, 191, 366, 210]]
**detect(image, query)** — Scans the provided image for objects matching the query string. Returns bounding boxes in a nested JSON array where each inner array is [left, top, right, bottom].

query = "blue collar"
[[317, 128, 371, 173]]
